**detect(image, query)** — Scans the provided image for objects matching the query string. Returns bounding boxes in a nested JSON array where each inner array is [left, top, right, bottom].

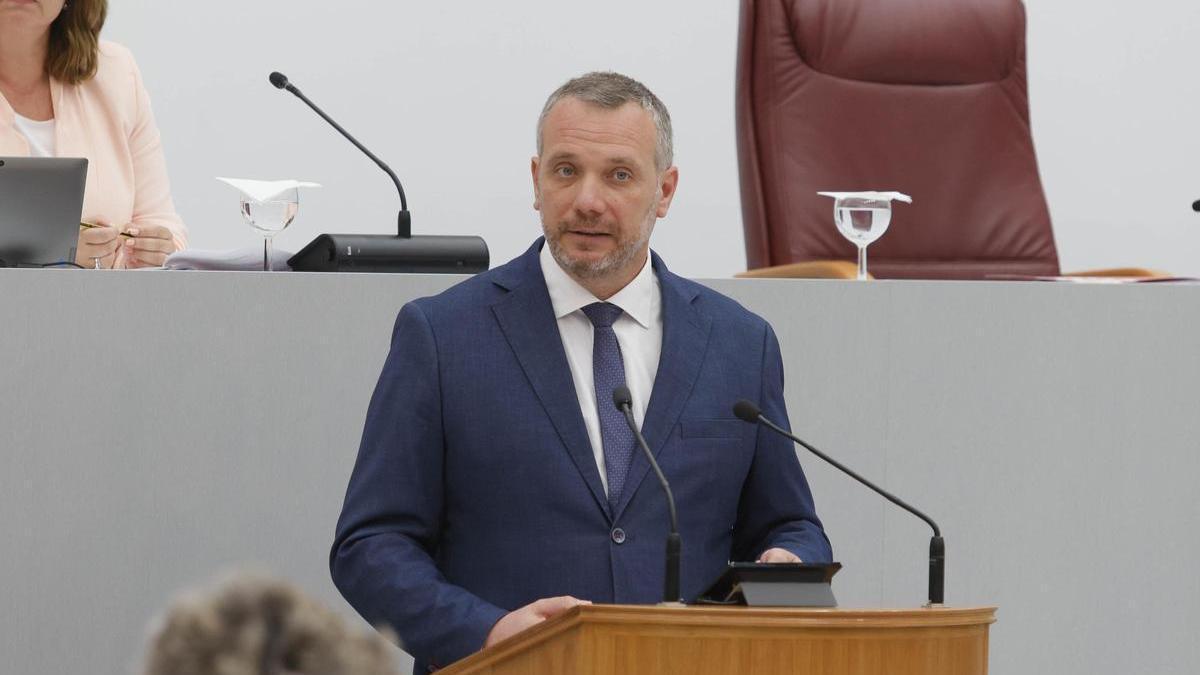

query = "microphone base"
[[287, 233, 488, 273]]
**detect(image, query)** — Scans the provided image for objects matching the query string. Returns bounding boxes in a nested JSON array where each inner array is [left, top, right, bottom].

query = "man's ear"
[[530, 156, 541, 210], [655, 166, 679, 218]]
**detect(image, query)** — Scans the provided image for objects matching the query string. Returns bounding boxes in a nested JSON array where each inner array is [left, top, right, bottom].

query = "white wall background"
[[102, 0, 1200, 279]]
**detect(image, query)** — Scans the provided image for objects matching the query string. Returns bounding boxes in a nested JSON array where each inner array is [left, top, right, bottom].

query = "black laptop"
[[0, 157, 88, 267]]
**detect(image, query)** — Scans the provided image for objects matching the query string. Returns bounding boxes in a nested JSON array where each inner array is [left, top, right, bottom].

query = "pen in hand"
[[79, 221, 134, 238]]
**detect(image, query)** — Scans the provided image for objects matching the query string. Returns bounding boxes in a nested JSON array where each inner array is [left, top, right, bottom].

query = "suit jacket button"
[[611, 528, 626, 544]]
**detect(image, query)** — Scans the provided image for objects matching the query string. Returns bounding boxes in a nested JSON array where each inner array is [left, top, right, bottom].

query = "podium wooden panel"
[[440, 605, 996, 675]]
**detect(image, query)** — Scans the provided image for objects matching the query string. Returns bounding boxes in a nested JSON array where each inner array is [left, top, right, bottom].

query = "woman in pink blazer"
[[0, 0, 187, 268]]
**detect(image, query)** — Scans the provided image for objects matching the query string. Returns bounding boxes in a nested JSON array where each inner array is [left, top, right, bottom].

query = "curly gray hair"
[[141, 572, 399, 675]]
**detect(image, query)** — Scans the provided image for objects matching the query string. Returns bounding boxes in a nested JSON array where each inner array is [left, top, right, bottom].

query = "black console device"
[[287, 233, 488, 273], [269, 71, 489, 274]]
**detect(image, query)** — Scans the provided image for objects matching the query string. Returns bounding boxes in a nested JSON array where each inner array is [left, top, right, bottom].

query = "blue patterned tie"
[[582, 302, 635, 508]]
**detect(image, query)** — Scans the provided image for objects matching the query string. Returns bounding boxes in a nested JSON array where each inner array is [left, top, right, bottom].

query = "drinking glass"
[[833, 196, 892, 280], [240, 188, 298, 271]]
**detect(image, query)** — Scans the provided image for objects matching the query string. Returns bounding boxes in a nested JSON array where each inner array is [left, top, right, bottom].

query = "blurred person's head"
[[0, 0, 106, 83], [141, 572, 399, 675]]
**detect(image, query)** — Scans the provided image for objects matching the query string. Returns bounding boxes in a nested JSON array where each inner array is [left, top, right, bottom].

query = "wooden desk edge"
[[439, 605, 997, 673]]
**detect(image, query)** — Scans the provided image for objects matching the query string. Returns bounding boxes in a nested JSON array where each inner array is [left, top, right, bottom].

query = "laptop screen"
[[0, 157, 88, 268]]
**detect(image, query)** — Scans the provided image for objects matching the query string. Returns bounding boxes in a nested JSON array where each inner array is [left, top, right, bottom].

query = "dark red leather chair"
[[735, 0, 1156, 280]]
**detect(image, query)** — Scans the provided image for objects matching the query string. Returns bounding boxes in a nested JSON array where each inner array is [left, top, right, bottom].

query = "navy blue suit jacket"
[[331, 240, 831, 670]]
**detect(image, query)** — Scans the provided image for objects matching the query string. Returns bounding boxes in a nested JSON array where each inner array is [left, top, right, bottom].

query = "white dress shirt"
[[539, 242, 663, 496]]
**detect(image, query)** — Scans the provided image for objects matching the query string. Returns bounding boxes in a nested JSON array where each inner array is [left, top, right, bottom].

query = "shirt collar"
[[539, 240, 658, 329]]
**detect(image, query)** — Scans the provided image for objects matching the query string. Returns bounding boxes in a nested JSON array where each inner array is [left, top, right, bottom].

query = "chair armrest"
[[1063, 267, 1170, 278], [736, 260, 865, 279]]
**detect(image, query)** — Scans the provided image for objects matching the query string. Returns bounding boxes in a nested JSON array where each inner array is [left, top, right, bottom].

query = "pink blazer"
[[0, 41, 188, 265]]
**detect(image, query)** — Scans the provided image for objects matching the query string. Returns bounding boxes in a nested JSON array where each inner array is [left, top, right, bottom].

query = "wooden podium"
[[440, 604, 996, 675]]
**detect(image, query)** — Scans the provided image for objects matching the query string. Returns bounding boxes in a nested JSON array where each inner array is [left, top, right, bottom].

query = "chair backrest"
[[736, 0, 1060, 279]]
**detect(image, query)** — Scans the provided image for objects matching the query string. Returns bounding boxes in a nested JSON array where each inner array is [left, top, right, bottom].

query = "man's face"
[[532, 97, 678, 285]]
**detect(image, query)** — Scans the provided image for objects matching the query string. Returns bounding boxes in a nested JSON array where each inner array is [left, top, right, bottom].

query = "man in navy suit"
[[331, 72, 831, 671]]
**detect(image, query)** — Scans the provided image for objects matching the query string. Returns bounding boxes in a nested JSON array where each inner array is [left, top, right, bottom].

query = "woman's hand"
[[75, 224, 122, 268], [121, 224, 178, 268]]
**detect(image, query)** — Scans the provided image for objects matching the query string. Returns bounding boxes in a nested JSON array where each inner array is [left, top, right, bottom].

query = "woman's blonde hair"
[[47, 0, 108, 84]]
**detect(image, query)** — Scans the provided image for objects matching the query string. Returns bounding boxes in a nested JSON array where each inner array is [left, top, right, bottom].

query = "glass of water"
[[833, 196, 892, 280], [240, 188, 298, 271]]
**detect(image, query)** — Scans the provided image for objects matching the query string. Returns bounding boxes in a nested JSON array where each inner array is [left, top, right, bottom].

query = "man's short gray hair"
[[537, 71, 674, 172]]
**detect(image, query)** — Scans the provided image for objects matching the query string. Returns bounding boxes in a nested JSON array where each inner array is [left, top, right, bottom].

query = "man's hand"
[[121, 224, 178, 268], [75, 224, 122, 268], [757, 547, 802, 563], [484, 596, 590, 648]]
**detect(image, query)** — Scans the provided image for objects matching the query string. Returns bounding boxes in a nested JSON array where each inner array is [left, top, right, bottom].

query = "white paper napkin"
[[216, 177, 322, 202], [817, 191, 912, 203]]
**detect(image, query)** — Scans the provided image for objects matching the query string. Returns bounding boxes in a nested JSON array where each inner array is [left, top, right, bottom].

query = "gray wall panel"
[[2, 269, 1197, 674]]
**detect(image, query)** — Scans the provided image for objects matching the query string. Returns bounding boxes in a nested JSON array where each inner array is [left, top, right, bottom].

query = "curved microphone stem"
[[754, 413, 945, 605], [619, 404, 682, 604], [276, 79, 411, 236]]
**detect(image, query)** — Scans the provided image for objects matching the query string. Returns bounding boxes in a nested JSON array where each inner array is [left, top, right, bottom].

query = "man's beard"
[[544, 208, 656, 280]]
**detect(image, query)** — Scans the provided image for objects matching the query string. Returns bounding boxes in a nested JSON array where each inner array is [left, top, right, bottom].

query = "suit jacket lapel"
[[491, 241, 611, 519], [612, 252, 712, 520]]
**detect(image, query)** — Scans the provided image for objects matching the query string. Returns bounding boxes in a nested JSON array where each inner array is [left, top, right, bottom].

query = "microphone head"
[[732, 399, 762, 423], [268, 71, 289, 90], [612, 386, 633, 410], [1193, 199, 1200, 212]]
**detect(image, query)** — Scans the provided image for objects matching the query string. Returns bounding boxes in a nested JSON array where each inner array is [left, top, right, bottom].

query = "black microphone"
[[269, 71, 409, 236], [613, 386, 683, 604], [267, 71, 489, 273], [1192, 199, 1200, 212], [733, 400, 946, 606]]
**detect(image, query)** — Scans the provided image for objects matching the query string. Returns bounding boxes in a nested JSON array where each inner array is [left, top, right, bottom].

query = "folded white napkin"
[[817, 191, 912, 203], [216, 177, 321, 202]]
